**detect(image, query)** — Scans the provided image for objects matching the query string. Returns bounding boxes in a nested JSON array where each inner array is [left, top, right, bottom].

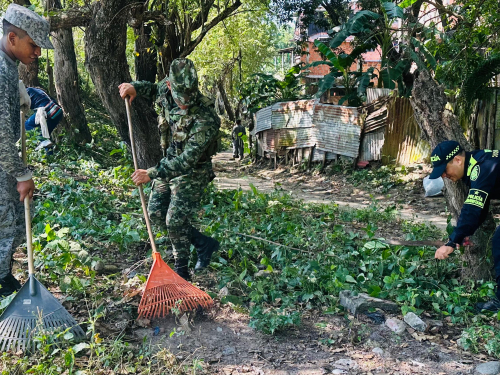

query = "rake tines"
[[0, 276, 86, 352], [138, 253, 213, 319]]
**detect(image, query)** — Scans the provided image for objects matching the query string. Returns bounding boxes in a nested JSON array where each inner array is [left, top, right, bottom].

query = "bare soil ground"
[[133, 302, 479, 375]]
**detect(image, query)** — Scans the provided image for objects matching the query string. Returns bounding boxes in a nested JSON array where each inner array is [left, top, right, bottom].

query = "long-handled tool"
[[0, 112, 85, 352], [124, 98, 213, 319]]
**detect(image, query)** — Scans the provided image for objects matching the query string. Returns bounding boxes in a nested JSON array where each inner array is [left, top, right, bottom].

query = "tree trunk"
[[18, 60, 40, 87], [52, 26, 93, 144], [217, 79, 235, 122], [411, 70, 494, 281], [84, 0, 161, 168]]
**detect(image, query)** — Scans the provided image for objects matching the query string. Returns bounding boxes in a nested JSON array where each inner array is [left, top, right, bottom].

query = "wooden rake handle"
[[20, 111, 35, 296], [124, 98, 158, 254]]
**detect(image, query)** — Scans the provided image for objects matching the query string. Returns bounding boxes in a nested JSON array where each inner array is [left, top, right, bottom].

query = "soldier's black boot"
[[0, 273, 21, 298], [476, 283, 500, 313], [174, 259, 191, 281], [191, 228, 219, 273]]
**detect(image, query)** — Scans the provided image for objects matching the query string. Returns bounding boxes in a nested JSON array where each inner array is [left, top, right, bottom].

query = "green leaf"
[[382, 2, 405, 19], [345, 275, 357, 283], [72, 342, 90, 354], [64, 331, 74, 340], [399, 0, 419, 7], [357, 67, 375, 96], [314, 41, 342, 71], [316, 73, 338, 97], [411, 37, 437, 69], [239, 268, 247, 281]]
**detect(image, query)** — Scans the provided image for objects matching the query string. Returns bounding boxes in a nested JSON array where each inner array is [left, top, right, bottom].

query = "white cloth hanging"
[[35, 107, 50, 139]]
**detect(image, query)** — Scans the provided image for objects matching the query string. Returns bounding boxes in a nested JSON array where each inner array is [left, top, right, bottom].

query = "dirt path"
[[212, 151, 448, 231]]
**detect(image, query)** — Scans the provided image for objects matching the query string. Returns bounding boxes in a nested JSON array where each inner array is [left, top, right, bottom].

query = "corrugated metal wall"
[[314, 104, 361, 158], [254, 100, 362, 161], [359, 128, 385, 161], [367, 88, 393, 104], [381, 98, 430, 165], [255, 106, 272, 133]]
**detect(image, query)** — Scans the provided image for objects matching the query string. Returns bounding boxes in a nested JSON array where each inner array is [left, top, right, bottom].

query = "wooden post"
[[321, 151, 327, 171], [274, 153, 277, 169], [308, 146, 315, 170], [285, 149, 289, 165]]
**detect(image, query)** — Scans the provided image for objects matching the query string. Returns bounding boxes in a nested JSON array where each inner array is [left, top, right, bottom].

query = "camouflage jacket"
[[0, 50, 31, 181], [132, 78, 177, 154], [145, 92, 220, 181]]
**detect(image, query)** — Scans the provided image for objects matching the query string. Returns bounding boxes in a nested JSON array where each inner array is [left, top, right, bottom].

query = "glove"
[[35, 107, 50, 139]]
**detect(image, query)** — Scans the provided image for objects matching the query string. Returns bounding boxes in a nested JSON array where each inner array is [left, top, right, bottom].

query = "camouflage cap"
[[4, 4, 54, 49], [168, 58, 199, 106]]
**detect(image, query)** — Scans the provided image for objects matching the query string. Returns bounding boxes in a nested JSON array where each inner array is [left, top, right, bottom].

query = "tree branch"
[[49, 8, 92, 30], [423, 0, 463, 22], [180, 0, 242, 58]]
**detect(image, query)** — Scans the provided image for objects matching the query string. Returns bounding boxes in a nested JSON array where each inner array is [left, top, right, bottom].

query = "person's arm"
[[449, 159, 498, 245], [231, 126, 237, 140], [0, 77, 32, 182], [131, 81, 158, 101], [147, 116, 220, 180]]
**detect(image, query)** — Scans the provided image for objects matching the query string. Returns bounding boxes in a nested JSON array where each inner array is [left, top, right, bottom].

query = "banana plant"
[[307, 40, 376, 106]]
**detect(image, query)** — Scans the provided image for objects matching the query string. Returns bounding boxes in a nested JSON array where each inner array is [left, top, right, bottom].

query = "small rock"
[[334, 358, 358, 369], [217, 327, 223, 332], [372, 347, 384, 356], [222, 346, 236, 356], [475, 361, 500, 375], [339, 291, 398, 315], [386, 318, 406, 334], [179, 314, 191, 333], [92, 260, 105, 272], [331, 370, 345, 375], [426, 319, 444, 333], [78, 250, 89, 259], [219, 287, 229, 297], [404, 312, 427, 332], [254, 270, 272, 278]]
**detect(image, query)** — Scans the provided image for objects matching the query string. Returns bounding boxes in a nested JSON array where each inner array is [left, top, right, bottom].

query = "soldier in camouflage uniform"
[[118, 59, 220, 280], [231, 119, 246, 159], [0, 4, 53, 296]]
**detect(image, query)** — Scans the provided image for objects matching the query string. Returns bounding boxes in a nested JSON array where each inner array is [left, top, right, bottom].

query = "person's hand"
[[118, 83, 137, 102], [435, 245, 454, 260], [131, 169, 151, 186], [17, 179, 35, 202]]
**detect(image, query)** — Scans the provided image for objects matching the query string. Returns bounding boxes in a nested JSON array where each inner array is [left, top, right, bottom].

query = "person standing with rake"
[[0, 5, 53, 296], [119, 58, 220, 280]]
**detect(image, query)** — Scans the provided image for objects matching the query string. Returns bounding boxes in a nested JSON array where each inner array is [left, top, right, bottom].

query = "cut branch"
[[49, 8, 92, 30]]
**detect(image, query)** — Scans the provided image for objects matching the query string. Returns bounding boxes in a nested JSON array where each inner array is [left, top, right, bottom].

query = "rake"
[[124, 98, 213, 320], [0, 111, 85, 352]]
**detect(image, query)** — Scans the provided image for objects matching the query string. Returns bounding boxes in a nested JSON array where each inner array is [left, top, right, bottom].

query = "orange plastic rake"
[[124, 98, 213, 320]]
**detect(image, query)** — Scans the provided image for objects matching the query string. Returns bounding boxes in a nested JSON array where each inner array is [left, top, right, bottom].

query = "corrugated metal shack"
[[254, 100, 362, 162], [252, 88, 431, 167]]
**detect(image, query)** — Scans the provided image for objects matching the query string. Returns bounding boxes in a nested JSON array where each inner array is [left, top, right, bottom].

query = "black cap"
[[429, 141, 463, 179]]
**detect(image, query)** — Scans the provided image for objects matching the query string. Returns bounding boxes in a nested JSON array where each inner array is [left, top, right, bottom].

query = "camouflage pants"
[[147, 166, 211, 262], [232, 138, 243, 158], [0, 170, 26, 279]]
